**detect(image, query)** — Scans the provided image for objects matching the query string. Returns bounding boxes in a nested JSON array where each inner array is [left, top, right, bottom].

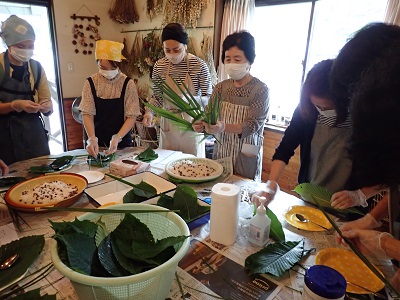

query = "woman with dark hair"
[[142, 23, 212, 157], [79, 40, 140, 157], [194, 31, 269, 180], [259, 59, 363, 207]]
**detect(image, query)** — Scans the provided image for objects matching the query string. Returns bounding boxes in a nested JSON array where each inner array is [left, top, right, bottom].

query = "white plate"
[[85, 171, 176, 206], [165, 158, 223, 183], [77, 171, 104, 184]]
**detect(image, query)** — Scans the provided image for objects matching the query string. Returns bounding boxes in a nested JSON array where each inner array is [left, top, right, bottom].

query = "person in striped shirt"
[[142, 23, 212, 157]]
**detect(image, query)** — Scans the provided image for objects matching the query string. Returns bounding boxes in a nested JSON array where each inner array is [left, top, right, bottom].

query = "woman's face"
[[98, 59, 116, 71], [163, 40, 185, 54], [224, 46, 248, 64], [310, 95, 335, 111], [11, 40, 35, 50]]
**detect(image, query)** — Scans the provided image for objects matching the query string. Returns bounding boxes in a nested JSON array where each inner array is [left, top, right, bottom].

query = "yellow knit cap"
[[95, 40, 126, 62]]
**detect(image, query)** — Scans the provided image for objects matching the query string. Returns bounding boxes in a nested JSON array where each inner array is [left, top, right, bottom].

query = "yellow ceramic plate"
[[284, 205, 332, 231], [315, 248, 385, 294]]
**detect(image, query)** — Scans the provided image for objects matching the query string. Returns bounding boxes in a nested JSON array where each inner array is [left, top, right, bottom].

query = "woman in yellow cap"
[[79, 40, 140, 157], [0, 15, 53, 165]]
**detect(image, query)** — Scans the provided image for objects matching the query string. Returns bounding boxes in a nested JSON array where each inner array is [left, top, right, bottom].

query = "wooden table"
[[0, 148, 396, 299]]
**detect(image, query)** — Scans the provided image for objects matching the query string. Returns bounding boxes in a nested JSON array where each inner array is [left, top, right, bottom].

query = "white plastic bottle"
[[248, 196, 271, 247]]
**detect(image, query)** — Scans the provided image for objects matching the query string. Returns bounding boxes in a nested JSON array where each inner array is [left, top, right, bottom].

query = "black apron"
[[0, 51, 49, 165], [87, 77, 132, 148]]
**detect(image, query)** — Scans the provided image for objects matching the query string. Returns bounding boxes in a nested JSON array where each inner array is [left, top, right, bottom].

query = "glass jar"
[[302, 265, 347, 300]]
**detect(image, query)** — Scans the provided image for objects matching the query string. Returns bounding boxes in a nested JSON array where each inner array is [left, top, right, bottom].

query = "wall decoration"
[[146, 0, 164, 21], [70, 5, 101, 55], [163, 0, 208, 28], [109, 0, 139, 24]]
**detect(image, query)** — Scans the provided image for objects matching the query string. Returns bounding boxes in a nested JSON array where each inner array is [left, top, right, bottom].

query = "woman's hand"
[[192, 121, 204, 133], [0, 159, 9, 176], [331, 189, 368, 209], [11, 100, 42, 113], [335, 213, 381, 245], [204, 121, 225, 134], [86, 137, 99, 157], [142, 113, 153, 127]]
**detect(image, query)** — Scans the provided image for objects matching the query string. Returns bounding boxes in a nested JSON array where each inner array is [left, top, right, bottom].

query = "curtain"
[[385, 0, 400, 25], [217, 0, 255, 82]]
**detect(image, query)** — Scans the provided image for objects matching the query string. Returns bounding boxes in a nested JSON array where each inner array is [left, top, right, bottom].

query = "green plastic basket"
[[51, 204, 190, 300]]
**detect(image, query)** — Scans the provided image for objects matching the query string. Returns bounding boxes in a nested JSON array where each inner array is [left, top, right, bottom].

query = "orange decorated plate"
[[284, 205, 331, 231], [5, 173, 87, 213], [315, 248, 385, 294]]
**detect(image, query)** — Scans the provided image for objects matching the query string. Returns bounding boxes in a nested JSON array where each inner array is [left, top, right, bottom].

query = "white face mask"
[[165, 51, 185, 65], [315, 106, 337, 117], [99, 68, 119, 80], [225, 62, 250, 80], [10, 47, 34, 62]]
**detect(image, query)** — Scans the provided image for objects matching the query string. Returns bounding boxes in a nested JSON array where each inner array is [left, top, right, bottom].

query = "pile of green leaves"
[[50, 214, 189, 277], [0, 176, 26, 187], [156, 185, 210, 222], [245, 239, 314, 277], [136, 147, 158, 162], [87, 152, 116, 167], [30, 155, 75, 173], [203, 93, 222, 126]]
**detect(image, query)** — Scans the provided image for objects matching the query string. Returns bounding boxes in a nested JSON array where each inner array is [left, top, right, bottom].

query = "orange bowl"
[[5, 173, 88, 212]]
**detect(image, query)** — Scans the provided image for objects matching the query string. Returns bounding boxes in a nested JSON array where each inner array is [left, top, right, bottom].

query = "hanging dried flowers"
[[163, 0, 208, 28], [146, 0, 164, 21], [109, 0, 139, 24], [138, 30, 164, 76]]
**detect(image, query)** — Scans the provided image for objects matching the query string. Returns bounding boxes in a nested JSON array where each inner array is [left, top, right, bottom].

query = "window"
[[251, 0, 387, 126]]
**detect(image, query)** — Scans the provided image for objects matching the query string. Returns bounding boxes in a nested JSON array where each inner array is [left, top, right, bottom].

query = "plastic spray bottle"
[[248, 196, 271, 247]]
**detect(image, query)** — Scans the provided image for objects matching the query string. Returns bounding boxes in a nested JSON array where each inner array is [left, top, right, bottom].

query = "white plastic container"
[[209, 183, 240, 245], [248, 196, 271, 247]]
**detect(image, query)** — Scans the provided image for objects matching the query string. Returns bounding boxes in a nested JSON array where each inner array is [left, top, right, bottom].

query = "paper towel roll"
[[209, 183, 241, 245]]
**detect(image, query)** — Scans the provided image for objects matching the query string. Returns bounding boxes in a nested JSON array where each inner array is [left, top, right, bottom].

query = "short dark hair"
[[161, 23, 188, 45], [299, 59, 334, 120], [331, 22, 400, 124], [221, 31, 255, 64]]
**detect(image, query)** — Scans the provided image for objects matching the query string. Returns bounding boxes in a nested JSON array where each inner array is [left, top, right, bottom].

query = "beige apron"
[[159, 54, 206, 157]]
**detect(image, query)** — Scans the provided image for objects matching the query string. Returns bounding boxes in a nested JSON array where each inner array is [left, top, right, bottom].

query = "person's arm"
[[331, 185, 387, 209], [82, 114, 96, 140], [0, 159, 9, 176], [36, 67, 53, 115], [143, 60, 164, 126], [381, 233, 400, 261], [197, 58, 212, 96]]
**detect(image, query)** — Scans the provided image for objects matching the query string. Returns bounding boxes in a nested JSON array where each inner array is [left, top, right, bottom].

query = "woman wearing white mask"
[[0, 15, 52, 165], [79, 40, 140, 157], [258, 59, 373, 211], [194, 31, 269, 180], [142, 23, 212, 157]]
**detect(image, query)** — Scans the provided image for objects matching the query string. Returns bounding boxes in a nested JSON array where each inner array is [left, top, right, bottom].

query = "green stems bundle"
[[143, 76, 221, 134]]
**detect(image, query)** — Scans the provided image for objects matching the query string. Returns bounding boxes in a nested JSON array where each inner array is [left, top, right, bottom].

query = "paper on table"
[[0, 223, 18, 246]]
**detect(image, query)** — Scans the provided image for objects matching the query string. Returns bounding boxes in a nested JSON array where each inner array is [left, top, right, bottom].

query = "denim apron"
[[0, 51, 49, 165], [160, 54, 206, 157], [87, 77, 132, 148]]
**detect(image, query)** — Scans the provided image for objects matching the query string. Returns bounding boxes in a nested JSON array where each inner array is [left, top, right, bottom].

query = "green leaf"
[[30, 155, 75, 173], [245, 240, 312, 277], [266, 208, 285, 242], [110, 234, 143, 274], [122, 181, 157, 203], [0, 235, 45, 289], [136, 147, 158, 162], [0, 176, 26, 187], [97, 235, 130, 277], [294, 183, 364, 216], [131, 235, 188, 259], [50, 218, 98, 238], [12, 288, 56, 300]]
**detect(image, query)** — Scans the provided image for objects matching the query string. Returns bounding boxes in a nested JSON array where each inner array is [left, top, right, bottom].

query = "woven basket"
[[51, 204, 190, 300]]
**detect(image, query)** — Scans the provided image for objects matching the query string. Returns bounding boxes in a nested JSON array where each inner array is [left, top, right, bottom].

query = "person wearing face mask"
[[142, 23, 212, 157], [193, 31, 269, 180], [256, 59, 379, 211], [0, 15, 53, 165], [78, 40, 140, 157]]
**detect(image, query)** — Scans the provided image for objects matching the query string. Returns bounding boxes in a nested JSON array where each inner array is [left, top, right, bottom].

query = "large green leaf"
[[245, 240, 311, 277], [266, 208, 285, 242], [294, 183, 364, 216], [0, 235, 45, 289], [97, 235, 129, 277], [131, 235, 189, 259], [136, 147, 158, 162]]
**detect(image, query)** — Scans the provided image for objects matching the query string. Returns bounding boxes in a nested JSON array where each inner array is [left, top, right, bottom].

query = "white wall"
[[53, 0, 215, 98]]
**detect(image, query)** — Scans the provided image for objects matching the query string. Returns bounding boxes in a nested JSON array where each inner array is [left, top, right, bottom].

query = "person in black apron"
[[0, 15, 52, 165], [79, 40, 140, 157]]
